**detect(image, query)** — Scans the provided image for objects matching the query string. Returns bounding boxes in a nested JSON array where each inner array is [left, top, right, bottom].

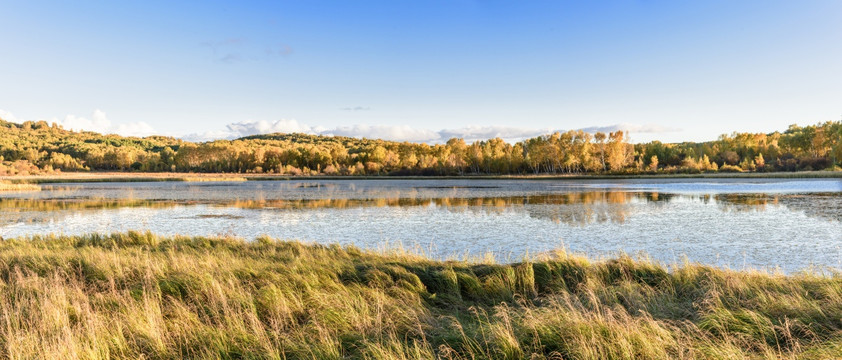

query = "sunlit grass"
[[0, 180, 40, 191], [0, 232, 840, 359], [178, 176, 248, 182]]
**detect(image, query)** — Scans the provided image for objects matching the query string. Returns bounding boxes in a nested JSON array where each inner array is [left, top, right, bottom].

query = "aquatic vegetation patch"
[[178, 176, 248, 182], [0, 181, 40, 191]]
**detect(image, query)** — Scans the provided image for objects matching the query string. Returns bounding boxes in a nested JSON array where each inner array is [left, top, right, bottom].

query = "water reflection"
[[715, 193, 842, 222], [2, 180, 841, 272], [3, 189, 840, 227], [2, 192, 652, 226], [716, 194, 780, 213], [0, 198, 179, 225]]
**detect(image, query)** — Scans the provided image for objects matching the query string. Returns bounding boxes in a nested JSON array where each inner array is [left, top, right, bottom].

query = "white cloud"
[[578, 123, 680, 134], [182, 119, 318, 142], [55, 109, 112, 134], [438, 126, 556, 142], [181, 130, 235, 143], [182, 120, 546, 143], [53, 109, 157, 137], [1, 108, 157, 137], [227, 119, 315, 136], [4, 108, 676, 144], [0, 109, 22, 123], [113, 121, 157, 137], [328, 125, 441, 142], [182, 119, 678, 144], [202, 37, 293, 63]]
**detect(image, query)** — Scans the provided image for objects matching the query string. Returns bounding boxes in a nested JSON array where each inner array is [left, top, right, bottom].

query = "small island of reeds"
[[178, 176, 249, 182], [0, 180, 40, 191]]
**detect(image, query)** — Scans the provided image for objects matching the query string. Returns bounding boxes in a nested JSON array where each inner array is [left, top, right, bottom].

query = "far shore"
[[1, 170, 840, 184]]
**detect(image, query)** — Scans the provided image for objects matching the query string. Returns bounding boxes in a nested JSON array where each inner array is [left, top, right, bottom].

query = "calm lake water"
[[1, 179, 841, 273]]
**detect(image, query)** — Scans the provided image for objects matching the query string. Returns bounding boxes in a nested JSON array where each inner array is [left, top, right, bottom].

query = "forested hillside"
[[1, 118, 840, 176]]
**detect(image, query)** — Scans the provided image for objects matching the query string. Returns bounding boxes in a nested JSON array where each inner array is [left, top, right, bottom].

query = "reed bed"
[[0, 180, 40, 191], [0, 232, 840, 359], [177, 176, 248, 182]]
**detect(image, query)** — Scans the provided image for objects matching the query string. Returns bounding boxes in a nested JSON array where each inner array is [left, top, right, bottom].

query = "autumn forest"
[[1, 118, 840, 176]]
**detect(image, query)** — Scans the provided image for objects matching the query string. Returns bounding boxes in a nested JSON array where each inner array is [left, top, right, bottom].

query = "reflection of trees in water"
[[715, 194, 778, 213], [0, 198, 185, 212], [0, 191, 667, 227], [6, 190, 836, 228], [0, 198, 182, 225], [441, 192, 649, 226], [715, 193, 842, 222]]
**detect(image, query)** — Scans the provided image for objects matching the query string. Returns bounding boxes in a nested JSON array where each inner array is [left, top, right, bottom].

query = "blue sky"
[[1, 0, 840, 143]]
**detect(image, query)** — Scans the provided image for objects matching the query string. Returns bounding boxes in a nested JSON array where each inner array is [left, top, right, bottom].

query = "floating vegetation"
[[193, 214, 245, 219], [0, 181, 40, 192], [178, 176, 248, 182]]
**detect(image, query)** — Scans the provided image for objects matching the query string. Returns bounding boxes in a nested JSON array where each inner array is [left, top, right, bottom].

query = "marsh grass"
[[178, 176, 248, 182], [0, 232, 840, 359], [0, 180, 40, 191]]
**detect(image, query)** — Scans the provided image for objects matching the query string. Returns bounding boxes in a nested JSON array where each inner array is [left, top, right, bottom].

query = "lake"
[[1, 178, 841, 273]]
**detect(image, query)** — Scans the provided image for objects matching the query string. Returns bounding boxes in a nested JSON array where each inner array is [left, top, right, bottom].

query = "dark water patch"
[[416, 186, 500, 189], [292, 183, 327, 188]]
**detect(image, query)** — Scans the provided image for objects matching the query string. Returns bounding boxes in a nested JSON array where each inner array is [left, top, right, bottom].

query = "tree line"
[[1, 118, 840, 176]]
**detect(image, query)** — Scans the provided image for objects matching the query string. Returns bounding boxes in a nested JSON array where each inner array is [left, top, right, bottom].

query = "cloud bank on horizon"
[[0, 109, 157, 137], [0, 108, 678, 144], [184, 119, 679, 143]]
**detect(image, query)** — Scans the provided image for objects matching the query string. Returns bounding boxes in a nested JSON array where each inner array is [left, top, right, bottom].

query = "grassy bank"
[[0, 233, 840, 359], [1, 170, 840, 184]]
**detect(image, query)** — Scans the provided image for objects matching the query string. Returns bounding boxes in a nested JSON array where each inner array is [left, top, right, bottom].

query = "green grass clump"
[[0, 233, 840, 359]]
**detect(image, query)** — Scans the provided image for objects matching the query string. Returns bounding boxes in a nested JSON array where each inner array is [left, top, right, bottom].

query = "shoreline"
[[4, 231, 834, 276], [3, 170, 841, 183]]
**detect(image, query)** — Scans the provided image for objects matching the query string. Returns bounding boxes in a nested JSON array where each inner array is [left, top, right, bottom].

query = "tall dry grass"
[[0, 232, 839, 359]]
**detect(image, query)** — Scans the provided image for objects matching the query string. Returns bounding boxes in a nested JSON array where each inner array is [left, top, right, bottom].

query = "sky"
[[1, 0, 840, 144]]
